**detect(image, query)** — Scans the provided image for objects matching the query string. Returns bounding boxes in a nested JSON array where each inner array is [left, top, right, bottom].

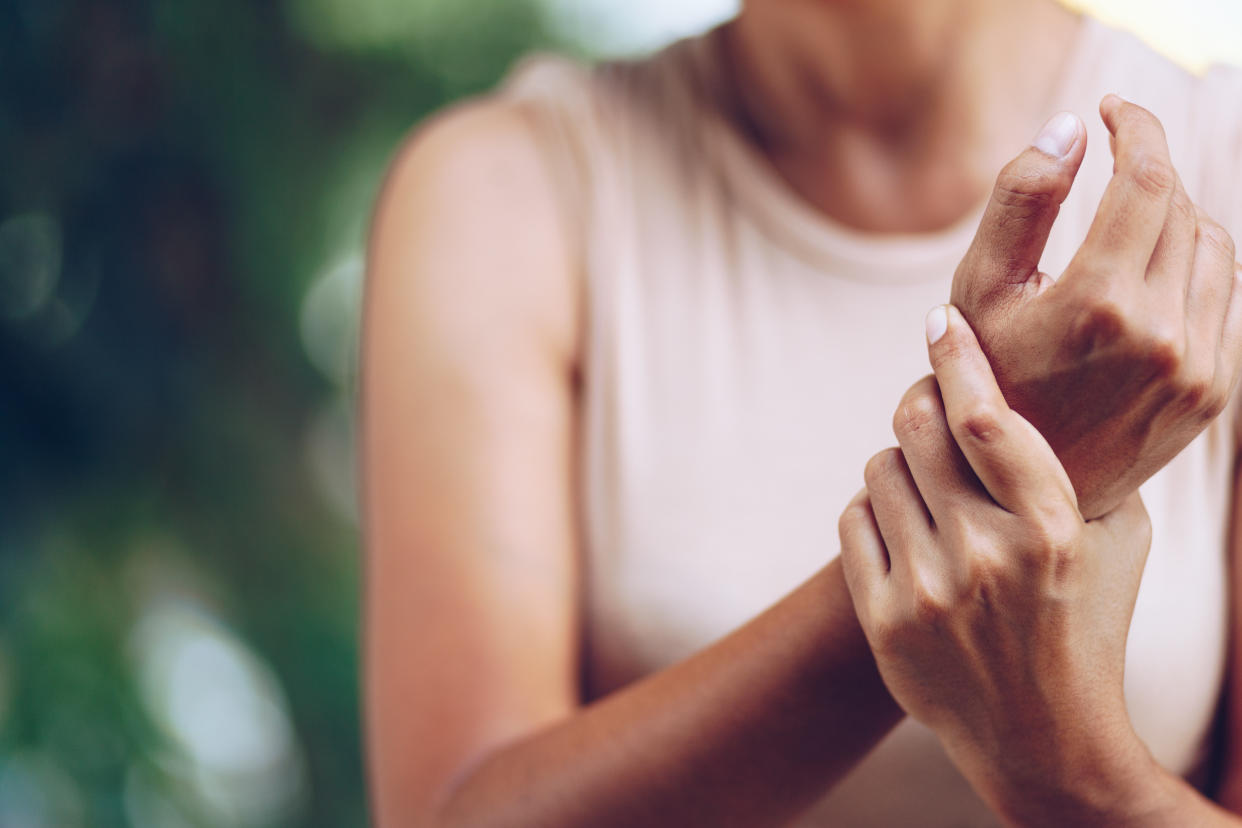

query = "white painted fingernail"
[[1032, 111, 1079, 158], [925, 305, 948, 345]]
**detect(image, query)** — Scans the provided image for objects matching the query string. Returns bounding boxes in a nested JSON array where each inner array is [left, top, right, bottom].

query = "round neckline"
[[676, 13, 1104, 283]]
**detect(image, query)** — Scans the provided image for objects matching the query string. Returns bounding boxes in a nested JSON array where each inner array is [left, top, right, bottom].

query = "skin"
[[842, 307, 1241, 826], [362, 0, 1242, 823], [718, 0, 1087, 232], [951, 96, 1242, 519]]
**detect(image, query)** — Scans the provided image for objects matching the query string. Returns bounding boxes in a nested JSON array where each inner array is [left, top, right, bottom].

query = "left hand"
[[839, 304, 1164, 825], [950, 97, 1242, 521]]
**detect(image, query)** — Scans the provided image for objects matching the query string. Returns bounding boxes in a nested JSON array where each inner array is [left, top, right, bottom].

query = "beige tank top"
[[501, 14, 1242, 825]]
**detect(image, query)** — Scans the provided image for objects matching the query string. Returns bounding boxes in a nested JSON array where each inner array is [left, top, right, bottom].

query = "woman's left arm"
[[839, 304, 1242, 826]]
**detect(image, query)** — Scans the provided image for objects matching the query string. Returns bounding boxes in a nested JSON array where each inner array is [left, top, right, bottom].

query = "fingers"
[[838, 489, 888, 612], [891, 375, 989, 526], [1076, 95, 1176, 277], [1142, 170, 1195, 300], [951, 111, 1086, 310], [925, 304, 1077, 515], [862, 448, 934, 578], [1186, 207, 1238, 406]]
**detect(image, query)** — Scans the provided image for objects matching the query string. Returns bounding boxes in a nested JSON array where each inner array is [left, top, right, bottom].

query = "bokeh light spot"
[[129, 599, 307, 826], [300, 252, 363, 388], [539, 0, 736, 55], [0, 752, 85, 828], [306, 397, 358, 524], [0, 213, 62, 321]]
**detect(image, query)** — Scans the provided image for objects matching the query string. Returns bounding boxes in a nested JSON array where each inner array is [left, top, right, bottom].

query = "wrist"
[[979, 725, 1177, 827], [1071, 476, 1126, 522]]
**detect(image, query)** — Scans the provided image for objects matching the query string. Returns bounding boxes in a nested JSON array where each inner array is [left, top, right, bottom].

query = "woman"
[[362, 0, 1242, 824]]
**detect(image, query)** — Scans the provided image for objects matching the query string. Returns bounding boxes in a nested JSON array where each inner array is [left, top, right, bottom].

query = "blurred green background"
[[2, 0, 1238, 825], [0, 0, 592, 824]]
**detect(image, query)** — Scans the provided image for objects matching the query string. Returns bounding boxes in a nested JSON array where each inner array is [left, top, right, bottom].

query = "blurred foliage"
[[0, 0, 567, 824]]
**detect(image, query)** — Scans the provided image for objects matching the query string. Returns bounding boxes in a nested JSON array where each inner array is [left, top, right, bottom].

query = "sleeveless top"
[[499, 15, 1242, 826]]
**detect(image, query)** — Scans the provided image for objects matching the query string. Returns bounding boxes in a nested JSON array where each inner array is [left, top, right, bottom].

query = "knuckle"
[[911, 577, 951, 628], [951, 257, 1011, 315], [933, 334, 982, 367], [961, 554, 1004, 609], [1071, 294, 1129, 348], [992, 163, 1057, 214], [838, 500, 870, 543], [1143, 327, 1184, 378], [864, 448, 903, 489], [953, 401, 1005, 447], [1199, 219, 1237, 264], [1127, 152, 1176, 199], [941, 513, 984, 553], [1023, 514, 1080, 573], [1204, 382, 1229, 420], [1177, 365, 1226, 421], [893, 382, 943, 442], [1168, 186, 1197, 225], [969, 551, 1004, 586], [1177, 371, 1215, 416]]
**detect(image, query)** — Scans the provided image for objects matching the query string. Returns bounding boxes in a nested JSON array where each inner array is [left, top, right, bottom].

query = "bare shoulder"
[[366, 93, 580, 373], [362, 97, 586, 825]]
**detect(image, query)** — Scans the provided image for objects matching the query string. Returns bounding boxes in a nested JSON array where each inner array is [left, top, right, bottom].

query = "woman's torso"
[[500, 14, 1242, 825]]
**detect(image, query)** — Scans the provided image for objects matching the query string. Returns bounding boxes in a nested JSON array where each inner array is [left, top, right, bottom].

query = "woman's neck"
[[716, 0, 1085, 233]]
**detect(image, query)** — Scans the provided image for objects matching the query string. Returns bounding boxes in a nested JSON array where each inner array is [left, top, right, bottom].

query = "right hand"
[[841, 307, 1163, 825], [950, 95, 1242, 519]]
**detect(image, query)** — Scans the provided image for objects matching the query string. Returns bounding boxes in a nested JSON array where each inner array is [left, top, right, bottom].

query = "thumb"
[[925, 304, 1076, 515], [950, 112, 1087, 312]]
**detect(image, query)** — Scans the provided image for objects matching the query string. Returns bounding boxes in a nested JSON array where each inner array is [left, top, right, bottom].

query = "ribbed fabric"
[[500, 14, 1242, 825]]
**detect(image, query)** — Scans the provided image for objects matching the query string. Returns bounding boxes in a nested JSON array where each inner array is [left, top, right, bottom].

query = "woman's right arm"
[[360, 99, 902, 828]]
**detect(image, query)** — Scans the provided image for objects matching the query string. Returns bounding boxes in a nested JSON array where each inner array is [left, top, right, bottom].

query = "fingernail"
[[925, 305, 948, 345], [1032, 111, 1079, 158]]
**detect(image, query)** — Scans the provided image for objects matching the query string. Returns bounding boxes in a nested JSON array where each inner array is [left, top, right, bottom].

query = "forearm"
[[430, 560, 902, 828]]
